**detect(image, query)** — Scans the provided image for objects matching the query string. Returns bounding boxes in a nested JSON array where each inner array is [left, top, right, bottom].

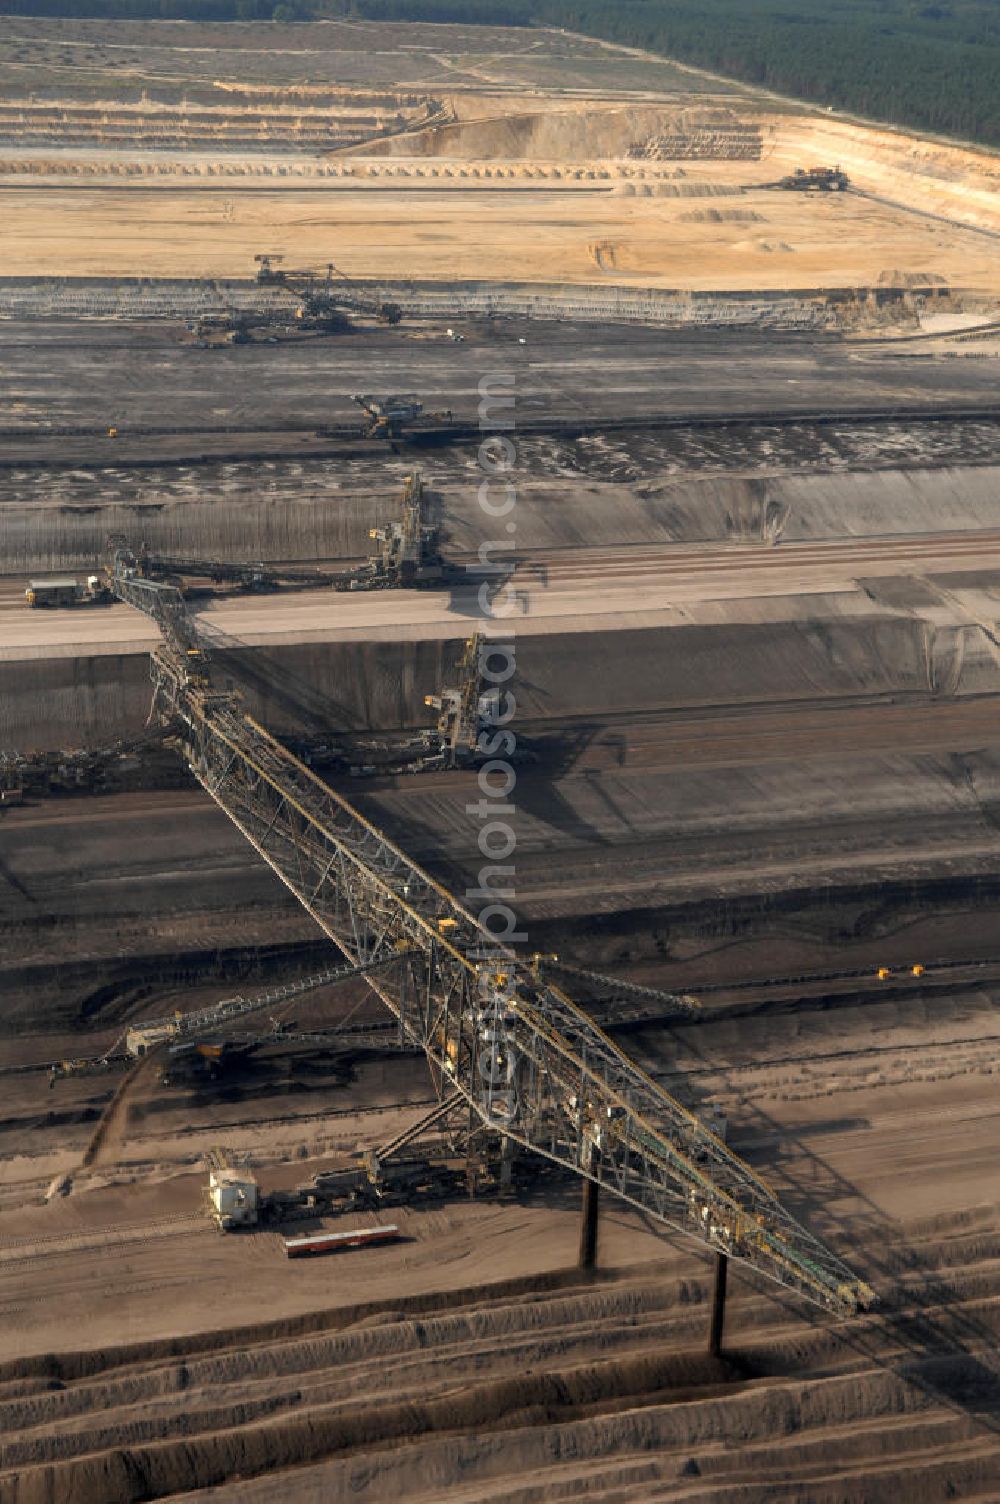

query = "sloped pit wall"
[[3, 611, 993, 754], [0, 276, 832, 329], [5, 463, 1000, 578], [0, 638, 452, 752], [0, 485, 402, 578]]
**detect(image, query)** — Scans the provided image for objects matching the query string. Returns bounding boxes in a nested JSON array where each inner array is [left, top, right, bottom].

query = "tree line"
[[4, 0, 1000, 148]]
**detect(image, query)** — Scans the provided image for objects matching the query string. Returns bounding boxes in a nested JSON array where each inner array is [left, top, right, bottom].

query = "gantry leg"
[[708, 1251, 729, 1357], [579, 1162, 600, 1271]]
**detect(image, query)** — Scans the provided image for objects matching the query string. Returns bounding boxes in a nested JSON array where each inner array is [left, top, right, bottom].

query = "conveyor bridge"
[[108, 552, 873, 1316]]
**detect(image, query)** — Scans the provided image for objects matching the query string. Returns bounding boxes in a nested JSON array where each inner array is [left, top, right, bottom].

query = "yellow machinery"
[[423, 633, 488, 767]]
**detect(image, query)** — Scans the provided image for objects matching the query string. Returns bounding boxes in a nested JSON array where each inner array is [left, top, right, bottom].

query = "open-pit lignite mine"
[[2, 16, 1000, 1504]]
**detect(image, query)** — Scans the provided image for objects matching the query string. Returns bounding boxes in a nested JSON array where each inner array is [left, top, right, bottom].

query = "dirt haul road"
[[5, 176, 999, 293], [1, 982, 999, 1502], [5, 531, 1000, 662]]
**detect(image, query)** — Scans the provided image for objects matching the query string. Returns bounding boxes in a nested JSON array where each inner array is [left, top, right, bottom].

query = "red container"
[[284, 1224, 401, 1259]]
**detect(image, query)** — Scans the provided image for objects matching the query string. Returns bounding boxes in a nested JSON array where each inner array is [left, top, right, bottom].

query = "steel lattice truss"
[[111, 561, 873, 1316], [158, 960, 398, 1041]]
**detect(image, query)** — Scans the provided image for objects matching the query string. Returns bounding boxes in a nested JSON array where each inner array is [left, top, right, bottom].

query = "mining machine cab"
[[352, 394, 455, 443], [254, 254, 355, 333], [188, 314, 252, 347], [779, 165, 849, 191], [256, 254, 402, 326], [361, 472, 443, 588], [423, 633, 495, 767], [373, 298, 403, 326], [254, 252, 292, 287], [353, 393, 425, 440], [25, 575, 111, 608], [207, 1150, 259, 1232]]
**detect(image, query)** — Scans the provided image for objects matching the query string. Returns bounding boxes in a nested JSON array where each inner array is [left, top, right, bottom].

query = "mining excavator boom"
[[774, 166, 849, 191], [111, 471, 450, 607], [106, 542, 875, 1318], [255, 254, 403, 326], [353, 394, 454, 440], [127, 547, 345, 593]]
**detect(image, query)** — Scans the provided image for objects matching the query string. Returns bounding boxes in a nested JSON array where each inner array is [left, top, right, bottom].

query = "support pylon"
[[579, 1149, 600, 1271], [708, 1251, 729, 1357]]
